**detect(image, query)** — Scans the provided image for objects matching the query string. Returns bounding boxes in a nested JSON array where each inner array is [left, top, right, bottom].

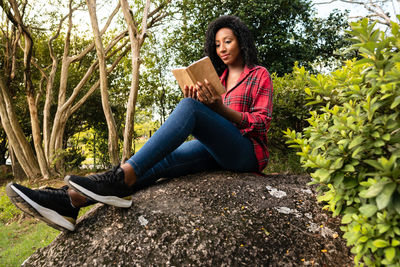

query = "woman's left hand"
[[196, 79, 223, 110]]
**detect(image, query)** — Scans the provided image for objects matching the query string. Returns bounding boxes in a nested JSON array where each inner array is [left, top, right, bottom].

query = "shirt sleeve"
[[236, 69, 273, 138]]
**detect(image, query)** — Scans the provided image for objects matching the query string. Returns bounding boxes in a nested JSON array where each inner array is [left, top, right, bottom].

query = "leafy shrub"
[[284, 18, 400, 266], [52, 147, 86, 171], [269, 66, 310, 150]]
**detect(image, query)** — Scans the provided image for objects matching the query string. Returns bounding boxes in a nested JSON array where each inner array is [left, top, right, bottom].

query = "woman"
[[6, 15, 273, 231]]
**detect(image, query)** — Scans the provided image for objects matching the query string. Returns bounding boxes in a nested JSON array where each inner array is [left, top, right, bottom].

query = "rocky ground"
[[23, 171, 353, 266]]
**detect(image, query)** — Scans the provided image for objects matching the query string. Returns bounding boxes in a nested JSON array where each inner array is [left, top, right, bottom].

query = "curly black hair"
[[204, 15, 259, 75]]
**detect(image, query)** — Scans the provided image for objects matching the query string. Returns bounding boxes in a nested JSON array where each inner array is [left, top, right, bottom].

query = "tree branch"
[[70, 1, 121, 63], [70, 45, 130, 115]]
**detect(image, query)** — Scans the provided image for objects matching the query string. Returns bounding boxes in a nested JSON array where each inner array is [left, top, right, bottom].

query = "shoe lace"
[[91, 165, 121, 183], [39, 185, 69, 195]]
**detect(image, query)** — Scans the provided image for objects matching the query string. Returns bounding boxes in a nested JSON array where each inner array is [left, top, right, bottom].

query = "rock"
[[22, 171, 353, 266]]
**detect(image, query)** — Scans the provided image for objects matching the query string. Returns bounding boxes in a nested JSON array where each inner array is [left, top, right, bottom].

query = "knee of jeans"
[[178, 98, 200, 111]]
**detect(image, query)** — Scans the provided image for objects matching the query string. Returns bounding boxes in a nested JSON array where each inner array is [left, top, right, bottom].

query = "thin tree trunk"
[[120, 0, 151, 162], [0, 78, 40, 178], [87, 0, 120, 165], [4, 0, 51, 179]]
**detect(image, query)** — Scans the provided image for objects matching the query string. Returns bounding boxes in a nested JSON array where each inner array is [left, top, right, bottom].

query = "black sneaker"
[[5, 183, 79, 231], [64, 165, 132, 208]]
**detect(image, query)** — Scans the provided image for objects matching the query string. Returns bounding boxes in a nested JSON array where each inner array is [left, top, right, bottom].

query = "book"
[[172, 56, 226, 95]]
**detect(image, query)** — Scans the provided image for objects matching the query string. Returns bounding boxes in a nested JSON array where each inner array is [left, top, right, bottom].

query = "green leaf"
[[331, 158, 344, 170], [384, 247, 396, 262], [392, 239, 400, 247], [373, 139, 385, 147], [382, 133, 391, 141], [373, 239, 390, 248], [343, 177, 358, 189], [364, 159, 383, 170], [312, 169, 331, 182], [343, 164, 355, 172], [341, 213, 353, 224], [352, 146, 364, 158], [358, 236, 369, 243], [349, 136, 364, 149], [359, 204, 378, 217], [376, 182, 397, 210], [391, 95, 400, 109], [359, 181, 387, 198], [393, 193, 400, 214], [378, 223, 391, 234]]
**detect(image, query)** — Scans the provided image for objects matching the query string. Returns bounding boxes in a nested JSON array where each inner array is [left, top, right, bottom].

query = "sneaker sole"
[[65, 176, 132, 208], [5, 183, 75, 231]]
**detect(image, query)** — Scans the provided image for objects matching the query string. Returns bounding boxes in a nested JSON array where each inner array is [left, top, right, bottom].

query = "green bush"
[[284, 18, 400, 266], [269, 65, 310, 150]]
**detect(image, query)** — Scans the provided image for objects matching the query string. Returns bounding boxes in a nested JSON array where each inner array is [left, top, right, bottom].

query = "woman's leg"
[[131, 140, 221, 190], [65, 98, 258, 207], [126, 98, 258, 179]]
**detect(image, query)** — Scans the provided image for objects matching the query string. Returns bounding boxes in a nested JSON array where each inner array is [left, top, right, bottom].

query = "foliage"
[[284, 18, 400, 265], [139, 33, 182, 125], [266, 148, 305, 175], [270, 65, 311, 150], [51, 147, 86, 173], [170, 0, 351, 75]]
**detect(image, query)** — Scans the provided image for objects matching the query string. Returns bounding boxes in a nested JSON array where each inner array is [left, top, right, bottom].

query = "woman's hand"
[[196, 79, 223, 110], [183, 85, 197, 99]]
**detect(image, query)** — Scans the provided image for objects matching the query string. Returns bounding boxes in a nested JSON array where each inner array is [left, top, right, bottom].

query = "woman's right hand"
[[183, 85, 197, 100]]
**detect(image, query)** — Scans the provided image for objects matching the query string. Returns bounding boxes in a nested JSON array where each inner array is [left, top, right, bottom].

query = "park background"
[[0, 0, 399, 266]]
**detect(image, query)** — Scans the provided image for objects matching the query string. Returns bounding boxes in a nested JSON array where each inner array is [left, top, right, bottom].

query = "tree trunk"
[[120, 0, 151, 162], [122, 41, 141, 161], [8, 145, 27, 180], [22, 33, 51, 179], [87, 0, 120, 165], [0, 78, 40, 178]]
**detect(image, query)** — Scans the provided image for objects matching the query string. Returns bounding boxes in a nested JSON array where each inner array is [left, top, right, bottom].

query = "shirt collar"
[[220, 65, 258, 88]]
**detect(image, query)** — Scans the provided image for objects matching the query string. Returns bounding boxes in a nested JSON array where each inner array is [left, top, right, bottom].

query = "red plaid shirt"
[[220, 65, 273, 172]]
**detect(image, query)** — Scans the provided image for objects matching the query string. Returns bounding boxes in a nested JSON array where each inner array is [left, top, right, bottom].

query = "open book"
[[172, 56, 226, 95]]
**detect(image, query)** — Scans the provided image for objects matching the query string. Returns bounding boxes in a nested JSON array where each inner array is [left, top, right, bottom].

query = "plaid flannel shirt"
[[220, 65, 273, 172]]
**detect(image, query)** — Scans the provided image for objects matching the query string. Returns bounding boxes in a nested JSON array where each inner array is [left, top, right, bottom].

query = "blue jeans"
[[126, 98, 258, 189]]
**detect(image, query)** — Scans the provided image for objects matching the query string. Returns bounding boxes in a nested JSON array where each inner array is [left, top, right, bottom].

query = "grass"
[[0, 181, 94, 266], [0, 220, 59, 267]]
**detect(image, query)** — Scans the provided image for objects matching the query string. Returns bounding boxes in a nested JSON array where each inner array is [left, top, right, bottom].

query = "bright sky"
[[312, 0, 398, 20], [312, 0, 364, 17]]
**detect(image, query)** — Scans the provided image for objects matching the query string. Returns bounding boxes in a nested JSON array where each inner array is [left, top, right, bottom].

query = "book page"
[[186, 57, 226, 95], [172, 68, 195, 91]]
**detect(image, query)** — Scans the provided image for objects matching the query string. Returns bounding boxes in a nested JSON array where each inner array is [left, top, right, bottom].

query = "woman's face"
[[215, 27, 243, 66]]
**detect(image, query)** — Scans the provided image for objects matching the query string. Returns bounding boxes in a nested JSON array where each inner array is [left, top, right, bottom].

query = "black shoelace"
[[91, 165, 121, 183]]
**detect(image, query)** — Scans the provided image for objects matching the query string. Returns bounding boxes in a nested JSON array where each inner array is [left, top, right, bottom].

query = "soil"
[[23, 171, 353, 266]]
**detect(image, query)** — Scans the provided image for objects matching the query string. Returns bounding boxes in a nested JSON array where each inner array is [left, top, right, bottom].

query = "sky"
[[312, 0, 399, 20], [313, 0, 362, 17]]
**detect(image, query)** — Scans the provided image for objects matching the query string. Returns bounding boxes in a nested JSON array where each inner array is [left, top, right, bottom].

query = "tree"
[[86, 0, 120, 165], [314, 0, 400, 27], [0, 0, 171, 178], [170, 0, 351, 75], [0, 0, 129, 178], [139, 33, 181, 125], [119, 0, 170, 162]]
